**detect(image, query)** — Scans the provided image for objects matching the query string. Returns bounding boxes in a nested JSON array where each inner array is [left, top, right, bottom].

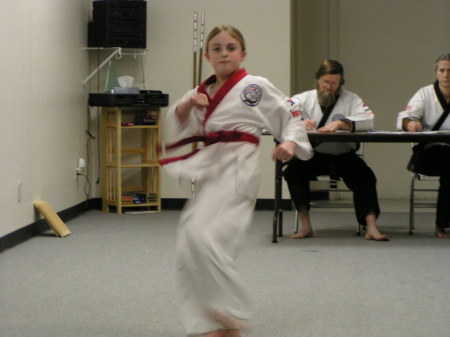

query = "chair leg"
[[409, 173, 415, 235], [356, 222, 361, 236], [278, 211, 283, 237], [294, 210, 299, 233]]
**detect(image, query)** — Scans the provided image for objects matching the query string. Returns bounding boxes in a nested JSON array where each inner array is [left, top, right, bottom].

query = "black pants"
[[284, 151, 380, 226], [412, 145, 450, 229]]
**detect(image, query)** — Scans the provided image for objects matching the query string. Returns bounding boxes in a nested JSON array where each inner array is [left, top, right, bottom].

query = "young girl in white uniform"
[[160, 25, 313, 337]]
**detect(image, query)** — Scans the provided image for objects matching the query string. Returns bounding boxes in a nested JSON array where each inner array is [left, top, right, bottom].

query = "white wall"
[[87, 0, 292, 199], [0, 0, 291, 238], [155, 0, 291, 199], [2, 0, 448, 239], [0, 0, 91, 238], [293, 0, 450, 199]]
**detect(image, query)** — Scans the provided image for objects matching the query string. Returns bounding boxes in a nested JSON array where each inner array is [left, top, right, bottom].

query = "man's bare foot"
[[205, 330, 221, 337], [365, 228, 389, 241], [435, 227, 450, 238], [290, 228, 313, 239]]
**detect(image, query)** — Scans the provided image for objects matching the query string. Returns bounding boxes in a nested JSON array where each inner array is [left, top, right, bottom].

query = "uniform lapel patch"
[[241, 84, 262, 106]]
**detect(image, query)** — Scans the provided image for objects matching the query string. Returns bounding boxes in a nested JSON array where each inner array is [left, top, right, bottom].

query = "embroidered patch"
[[291, 109, 301, 117], [361, 102, 373, 113], [241, 84, 262, 106], [332, 113, 345, 121], [289, 99, 302, 117]]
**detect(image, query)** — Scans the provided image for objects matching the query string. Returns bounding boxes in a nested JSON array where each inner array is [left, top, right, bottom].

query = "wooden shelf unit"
[[101, 107, 161, 214]]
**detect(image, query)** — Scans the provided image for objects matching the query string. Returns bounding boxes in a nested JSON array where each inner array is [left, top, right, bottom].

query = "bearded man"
[[284, 59, 389, 241]]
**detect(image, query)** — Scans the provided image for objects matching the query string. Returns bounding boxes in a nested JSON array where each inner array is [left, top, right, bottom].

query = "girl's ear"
[[240, 50, 247, 62], [205, 51, 210, 62]]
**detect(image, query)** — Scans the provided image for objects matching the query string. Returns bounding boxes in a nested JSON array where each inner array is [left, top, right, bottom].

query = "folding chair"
[[408, 171, 438, 234], [407, 143, 440, 234]]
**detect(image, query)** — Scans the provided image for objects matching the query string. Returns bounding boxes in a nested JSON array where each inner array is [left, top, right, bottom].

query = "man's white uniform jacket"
[[291, 89, 374, 155], [161, 68, 313, 199]]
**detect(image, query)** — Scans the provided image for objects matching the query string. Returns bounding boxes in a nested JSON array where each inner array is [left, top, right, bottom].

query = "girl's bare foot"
[[218, 329, 242, 337], [212, 311, 251, 332]]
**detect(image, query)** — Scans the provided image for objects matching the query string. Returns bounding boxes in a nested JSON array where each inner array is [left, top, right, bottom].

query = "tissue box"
[[112, 87, 140, 94]]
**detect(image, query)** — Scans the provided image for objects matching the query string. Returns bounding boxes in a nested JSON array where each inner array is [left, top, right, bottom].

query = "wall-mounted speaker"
[[88, 1, 147, 49]]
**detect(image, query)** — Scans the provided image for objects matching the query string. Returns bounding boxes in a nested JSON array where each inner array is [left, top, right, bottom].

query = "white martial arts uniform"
[[161, 68, 313, 336], [291, 89, 374, 155], [396, 82, 450, 229], [396, 84, 450, 133], [285, 88, 380, 224]]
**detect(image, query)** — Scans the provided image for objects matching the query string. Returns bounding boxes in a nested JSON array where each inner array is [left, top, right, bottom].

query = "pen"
[[408, 113, 419, 121]]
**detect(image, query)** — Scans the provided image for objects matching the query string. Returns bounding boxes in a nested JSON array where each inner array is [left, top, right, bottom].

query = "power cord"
[[76, 173, 91, 206]]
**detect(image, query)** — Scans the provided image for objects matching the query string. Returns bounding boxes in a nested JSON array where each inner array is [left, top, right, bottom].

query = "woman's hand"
[[403, 119, 422, 132]]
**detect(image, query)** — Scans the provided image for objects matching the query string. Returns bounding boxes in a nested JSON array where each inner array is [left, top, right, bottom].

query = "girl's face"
[[436, 60, 450, 89], [205, 31, 246, 79]]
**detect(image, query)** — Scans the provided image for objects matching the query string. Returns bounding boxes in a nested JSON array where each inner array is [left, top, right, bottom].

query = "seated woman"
[[396, 53, 450, 238]]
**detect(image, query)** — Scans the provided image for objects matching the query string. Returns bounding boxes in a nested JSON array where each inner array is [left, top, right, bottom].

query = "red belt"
[[159, 131, 259, 165]]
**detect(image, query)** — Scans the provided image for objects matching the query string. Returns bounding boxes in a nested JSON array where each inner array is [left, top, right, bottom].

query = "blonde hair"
[[205, 25, 246, 52], [435, 53, 450, 71]]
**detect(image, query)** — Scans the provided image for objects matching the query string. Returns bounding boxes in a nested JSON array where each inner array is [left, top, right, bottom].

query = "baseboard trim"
[[161, 198, 187, 210], [162, 198, 293, 211], [0, 197, 291, 253], [0, 199, 101, 253]]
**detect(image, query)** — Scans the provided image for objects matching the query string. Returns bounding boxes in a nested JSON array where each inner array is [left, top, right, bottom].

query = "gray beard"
[[317, 90, 337, 107]]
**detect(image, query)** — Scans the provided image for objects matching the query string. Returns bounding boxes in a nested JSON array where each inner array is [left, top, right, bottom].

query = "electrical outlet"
[[75, 158, 86, 180], [78, 158, 86, 173]]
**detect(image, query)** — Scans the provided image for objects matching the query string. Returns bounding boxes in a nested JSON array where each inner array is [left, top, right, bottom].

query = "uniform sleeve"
[[290, 93, 310, 120], [260, 79, 313, 160], [166, 88, 204, 137], [343, 93, 374, 131], [396, 88, 425, 130]]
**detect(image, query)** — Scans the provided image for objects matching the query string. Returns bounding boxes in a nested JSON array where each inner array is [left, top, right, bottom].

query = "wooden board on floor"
[[34, 200, 71, 237]]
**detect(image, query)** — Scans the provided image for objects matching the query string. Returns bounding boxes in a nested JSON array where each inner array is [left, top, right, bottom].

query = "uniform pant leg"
[[436, 173, 450, 229], [283, 153, 331, 211], [418, 146, 450, 229], [334, 152, 380, 225], [176, 164, 254, 336]]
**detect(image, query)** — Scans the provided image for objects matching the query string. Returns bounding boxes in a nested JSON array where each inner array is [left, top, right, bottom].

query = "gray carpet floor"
[[0, 209, 449, 337]]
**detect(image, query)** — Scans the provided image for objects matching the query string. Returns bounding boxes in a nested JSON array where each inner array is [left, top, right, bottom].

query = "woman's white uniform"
[[396, 84, 450, 132], [291, 89, 374, 155], [396, 83, 450, 231], [161, 69, 312, 336]]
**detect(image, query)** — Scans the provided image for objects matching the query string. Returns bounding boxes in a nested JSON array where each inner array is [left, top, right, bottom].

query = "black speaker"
[[88, 1, 147, 48]]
